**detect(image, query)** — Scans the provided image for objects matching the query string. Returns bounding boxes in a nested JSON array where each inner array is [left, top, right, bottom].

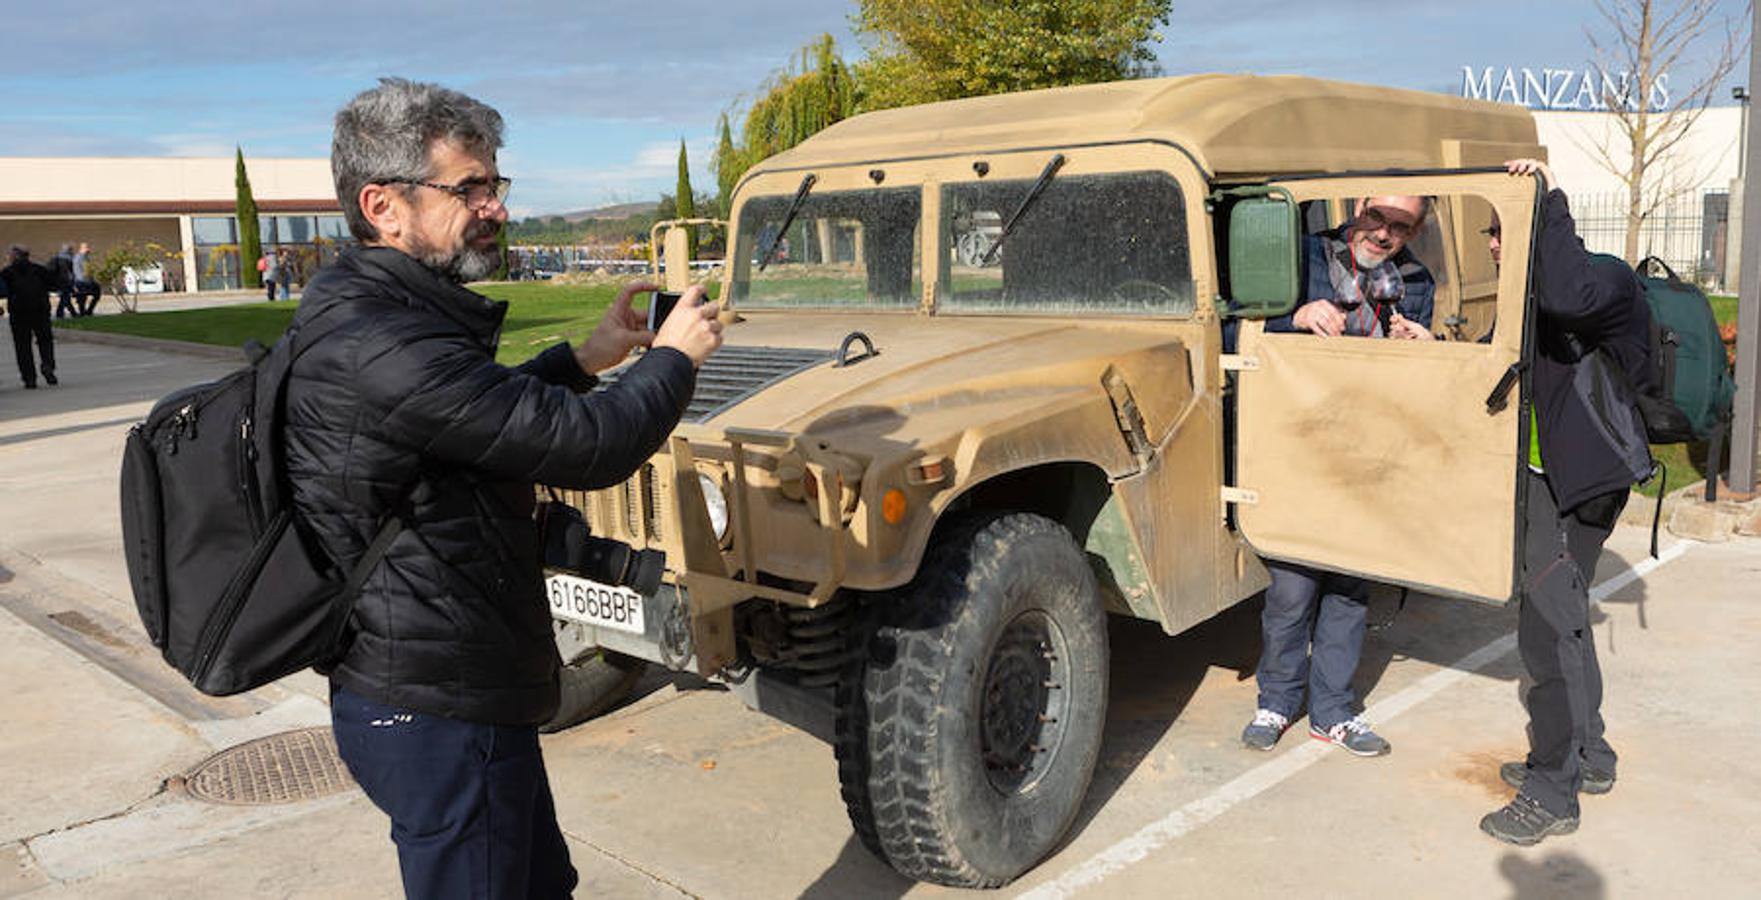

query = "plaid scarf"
[[1320, 233, 1404, 337]]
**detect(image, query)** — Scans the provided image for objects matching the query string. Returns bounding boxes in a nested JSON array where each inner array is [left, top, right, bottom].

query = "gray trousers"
[[1517, 469, 1621, 817]]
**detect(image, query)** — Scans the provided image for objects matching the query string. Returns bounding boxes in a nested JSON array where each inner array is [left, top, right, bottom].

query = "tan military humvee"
[[543, 74, 1550, 887]]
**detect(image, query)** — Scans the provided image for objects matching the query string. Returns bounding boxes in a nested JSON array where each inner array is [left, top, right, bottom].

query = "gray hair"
[[331, 77, 505, 242]]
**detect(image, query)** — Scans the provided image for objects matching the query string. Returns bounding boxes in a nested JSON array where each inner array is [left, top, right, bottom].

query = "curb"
[[52, 327, 245, 362], [1656, 480, 1761, 543]]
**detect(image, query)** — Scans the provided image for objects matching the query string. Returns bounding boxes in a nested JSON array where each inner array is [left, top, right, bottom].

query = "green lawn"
[[61, 281, 643, 366], [1710, 294, 1737, 327]]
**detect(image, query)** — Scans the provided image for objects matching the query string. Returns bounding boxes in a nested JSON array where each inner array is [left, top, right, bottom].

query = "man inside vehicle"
[[1242, 194, 1435, 757]]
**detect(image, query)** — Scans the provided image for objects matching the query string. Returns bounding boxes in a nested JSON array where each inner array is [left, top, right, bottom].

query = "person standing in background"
[[50, 245, 77, 319], [262, 251, 281, 301], [3, 245, 58, 388]]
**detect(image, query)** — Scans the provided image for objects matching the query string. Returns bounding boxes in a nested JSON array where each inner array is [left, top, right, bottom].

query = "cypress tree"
[[235, 147, 263, 290], [676, 140, 699, 259], [714, 113, 737, 218]]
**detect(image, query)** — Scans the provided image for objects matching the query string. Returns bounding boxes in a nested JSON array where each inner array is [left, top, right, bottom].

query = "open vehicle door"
[[1231, 171, 1541, 603]]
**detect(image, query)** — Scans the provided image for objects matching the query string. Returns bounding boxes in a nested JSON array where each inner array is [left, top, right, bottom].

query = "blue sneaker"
[[1309, 716, 1390, 757], [1241, 709, 1291, 751]]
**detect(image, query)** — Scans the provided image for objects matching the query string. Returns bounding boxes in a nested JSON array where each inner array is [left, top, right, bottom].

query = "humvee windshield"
[[944, 170, 1194, 315], [731, 169, 1194, 315], [733, 186, 921, 308]]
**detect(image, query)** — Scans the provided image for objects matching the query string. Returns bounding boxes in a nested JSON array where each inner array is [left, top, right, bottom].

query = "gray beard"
[[1352, 242, 1390, 268], [412, 230, 503, 283]]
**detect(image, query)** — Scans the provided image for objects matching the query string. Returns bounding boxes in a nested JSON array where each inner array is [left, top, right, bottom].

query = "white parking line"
[[1021, 540, 1696, 900]]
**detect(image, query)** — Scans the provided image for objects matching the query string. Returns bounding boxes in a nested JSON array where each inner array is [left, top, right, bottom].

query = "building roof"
[[0, 156, 337, 215], [761, 74, 1539, 177]]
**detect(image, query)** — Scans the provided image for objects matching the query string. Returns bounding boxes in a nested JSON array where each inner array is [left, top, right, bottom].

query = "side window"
[[1295, 192, 1498, 342]]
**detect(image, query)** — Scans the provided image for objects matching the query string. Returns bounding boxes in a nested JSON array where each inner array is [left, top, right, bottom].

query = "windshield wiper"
[[757, 173, 818, 272], [981, 153, 1065, 266]]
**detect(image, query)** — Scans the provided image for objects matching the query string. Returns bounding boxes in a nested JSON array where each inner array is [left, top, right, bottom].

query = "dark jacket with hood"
[[1529, 188, 1656, 514], [284, 246, 695, 725]]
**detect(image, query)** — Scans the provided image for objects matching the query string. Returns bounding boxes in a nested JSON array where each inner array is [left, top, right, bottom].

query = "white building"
[[0, 156, 344, 292], [1535, 105, 1743, 285]]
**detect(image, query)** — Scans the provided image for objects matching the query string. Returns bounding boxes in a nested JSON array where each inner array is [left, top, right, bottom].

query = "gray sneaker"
[[1480, 793, 1579, 846], [1308, 717, 1390, 757], [1499, 761, 1615, 795], [1241, 709, 1290, 751]]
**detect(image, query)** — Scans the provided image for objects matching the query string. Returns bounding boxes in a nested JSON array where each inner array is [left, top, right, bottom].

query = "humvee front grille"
[[641, 462, 667, 542], [594, 345, 832, 423], [550, 462, 670, 548], [553, 347, 825, 548]]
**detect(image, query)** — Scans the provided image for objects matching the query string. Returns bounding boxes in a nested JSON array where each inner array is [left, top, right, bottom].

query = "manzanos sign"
[[1461, 66, 1671, 112]]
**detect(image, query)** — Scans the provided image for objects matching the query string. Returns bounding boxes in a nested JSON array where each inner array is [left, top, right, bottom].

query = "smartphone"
[[647, 290, 684, 332]]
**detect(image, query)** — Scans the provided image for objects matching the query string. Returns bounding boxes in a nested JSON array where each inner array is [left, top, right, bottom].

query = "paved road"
[[2, 339, 1758, 898]]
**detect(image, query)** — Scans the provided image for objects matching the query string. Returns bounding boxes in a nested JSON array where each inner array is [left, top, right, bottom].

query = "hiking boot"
[[1240, 709, 1290, 751], [1480, 793, 1579, 846], [1309, 716, 1390, 757], [1500, 761, 1614, 795]]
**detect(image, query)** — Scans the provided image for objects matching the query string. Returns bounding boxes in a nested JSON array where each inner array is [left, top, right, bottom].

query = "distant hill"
[[560, 202, 654, 222]]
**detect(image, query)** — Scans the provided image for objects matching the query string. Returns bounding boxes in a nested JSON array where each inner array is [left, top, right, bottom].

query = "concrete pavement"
[[2, 338, 1758, 898]]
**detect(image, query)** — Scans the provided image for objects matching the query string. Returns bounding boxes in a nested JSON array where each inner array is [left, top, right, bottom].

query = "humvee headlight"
[[699, 472, 730, 541]]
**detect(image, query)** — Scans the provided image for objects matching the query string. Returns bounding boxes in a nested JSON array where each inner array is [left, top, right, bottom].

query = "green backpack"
[[1613, 256, 1736, 444]]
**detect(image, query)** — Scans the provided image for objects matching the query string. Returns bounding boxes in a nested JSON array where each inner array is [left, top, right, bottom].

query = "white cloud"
[[149, 134, 237, 158]]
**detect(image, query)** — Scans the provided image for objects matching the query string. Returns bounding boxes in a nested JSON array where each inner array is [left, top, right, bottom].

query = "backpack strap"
[[275, 303, 416, 587], [343, 515, 404, 600], [1636, 256, 1686, 287], [1647, 461, 1664, 560]]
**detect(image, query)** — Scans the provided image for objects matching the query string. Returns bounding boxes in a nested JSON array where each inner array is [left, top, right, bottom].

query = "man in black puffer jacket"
[[1478, 158, 1655, 848], [288, 78, 722, 899]]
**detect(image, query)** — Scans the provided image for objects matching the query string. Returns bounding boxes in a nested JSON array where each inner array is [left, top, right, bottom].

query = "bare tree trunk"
[[1626, 147, 1646, 263], [1625, 0, 1656, 265]]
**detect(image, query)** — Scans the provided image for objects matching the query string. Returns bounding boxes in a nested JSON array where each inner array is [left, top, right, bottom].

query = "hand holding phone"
[[651, 284, 723, 367], [573, 280, 659, 374], [647, 290, 684, 332]]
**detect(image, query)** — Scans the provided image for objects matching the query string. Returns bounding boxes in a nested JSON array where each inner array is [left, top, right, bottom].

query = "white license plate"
[[546, 573, 646, 635]]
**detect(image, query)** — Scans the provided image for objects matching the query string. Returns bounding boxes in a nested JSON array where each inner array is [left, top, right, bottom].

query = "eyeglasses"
[[381, 175, 512, 210], [1481, 226, 1502, 239], [1355, 207, 1417, 240]]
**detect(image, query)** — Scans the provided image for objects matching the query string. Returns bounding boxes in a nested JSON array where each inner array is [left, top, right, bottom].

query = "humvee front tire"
[[542, 621, 648, 733], [835, 512, 1109, 888]]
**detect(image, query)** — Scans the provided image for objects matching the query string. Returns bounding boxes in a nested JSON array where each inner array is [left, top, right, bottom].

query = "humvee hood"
[[687, 309, 1191, 442]]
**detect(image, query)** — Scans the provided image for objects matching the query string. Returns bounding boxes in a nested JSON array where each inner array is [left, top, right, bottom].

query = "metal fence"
[[1571, 189, 1730, 290]]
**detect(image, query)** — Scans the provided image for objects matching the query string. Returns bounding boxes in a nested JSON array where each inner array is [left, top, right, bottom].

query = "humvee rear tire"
[[835, 512, 1109, 888], [540, 651, 647, 734]]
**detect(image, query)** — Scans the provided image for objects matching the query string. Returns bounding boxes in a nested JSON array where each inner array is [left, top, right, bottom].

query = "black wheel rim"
[[979, 610, 1072, 795]]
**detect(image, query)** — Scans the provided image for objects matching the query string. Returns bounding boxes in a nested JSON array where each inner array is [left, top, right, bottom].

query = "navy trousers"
[[1516, 471, 1621, 817], [330, 685, 578, 899], [1255, 561, 1370, 729]]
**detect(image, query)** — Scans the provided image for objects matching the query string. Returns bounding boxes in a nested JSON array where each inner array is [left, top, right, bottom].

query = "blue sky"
[[4, 0, 1751, 217]]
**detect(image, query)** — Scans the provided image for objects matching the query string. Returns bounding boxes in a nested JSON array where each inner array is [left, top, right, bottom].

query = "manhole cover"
[[185, 726, 356, 805]]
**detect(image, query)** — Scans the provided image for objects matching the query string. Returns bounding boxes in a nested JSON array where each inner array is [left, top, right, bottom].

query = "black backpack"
[[119, 321, 400, 696]]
